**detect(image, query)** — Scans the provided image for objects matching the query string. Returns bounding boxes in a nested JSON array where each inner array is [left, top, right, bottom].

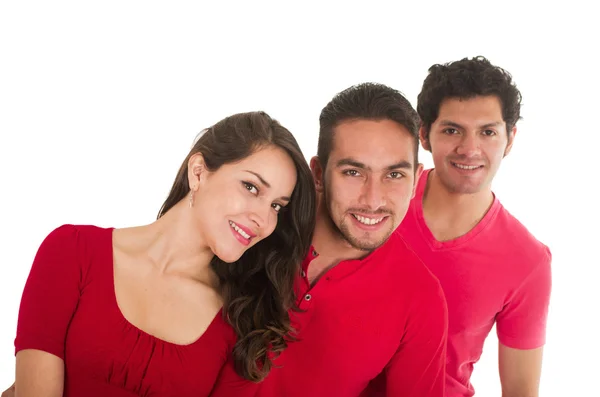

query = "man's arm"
[[498, 344, 543, 397], [15, 350, 64, 397], [382, 279, 448, 396], [359, 277, 448, 397], [496, 246, 552, 397]]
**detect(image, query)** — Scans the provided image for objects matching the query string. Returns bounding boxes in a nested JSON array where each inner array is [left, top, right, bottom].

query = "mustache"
[[449, 156, 486, 163], [347, 208, 393, 216]]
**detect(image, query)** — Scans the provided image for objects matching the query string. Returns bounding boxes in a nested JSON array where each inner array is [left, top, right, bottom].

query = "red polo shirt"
[[210, 232, 448, 397]]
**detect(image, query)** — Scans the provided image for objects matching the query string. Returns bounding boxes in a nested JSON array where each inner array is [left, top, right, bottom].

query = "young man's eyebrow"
[[336, 158, 413, 171], [336, 158, 369, 170], [439, 120, 503, 129]]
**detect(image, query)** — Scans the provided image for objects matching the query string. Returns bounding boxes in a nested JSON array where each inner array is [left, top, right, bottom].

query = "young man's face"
[[312, 119, 422, 251], [421, 95, 516, 195]]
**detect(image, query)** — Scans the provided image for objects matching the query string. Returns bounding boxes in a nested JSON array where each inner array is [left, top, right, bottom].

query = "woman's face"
[[191, 145, 297, 263]]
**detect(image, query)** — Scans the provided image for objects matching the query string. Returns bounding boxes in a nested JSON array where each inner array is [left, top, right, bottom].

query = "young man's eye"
[[389, 172, 403, 179], [443, 128, 458, 135], [242, 181, 259, 195], [343, 169, 360, 177]]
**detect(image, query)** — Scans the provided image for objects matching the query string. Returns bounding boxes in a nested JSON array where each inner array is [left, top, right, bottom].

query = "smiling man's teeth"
[[352, 214, 384, 225], [229, 221, 250, 239], [453, 163, 480, 170]]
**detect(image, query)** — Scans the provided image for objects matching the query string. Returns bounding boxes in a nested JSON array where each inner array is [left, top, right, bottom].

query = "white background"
[[1, 1, 598, 395]]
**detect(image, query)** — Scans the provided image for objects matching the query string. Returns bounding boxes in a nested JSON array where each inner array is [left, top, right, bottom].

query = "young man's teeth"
[[353, 214, 384, 225], [229, 221, 250, 239], [453, 163, 480, 170]]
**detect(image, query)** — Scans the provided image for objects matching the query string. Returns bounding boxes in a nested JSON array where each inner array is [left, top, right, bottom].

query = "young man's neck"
[[422, 169, 495, 242]]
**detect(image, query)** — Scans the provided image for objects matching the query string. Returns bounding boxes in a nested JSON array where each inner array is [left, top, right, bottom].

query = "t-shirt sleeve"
[[14, 224, 83, 360], [496, 245, 552, 349]]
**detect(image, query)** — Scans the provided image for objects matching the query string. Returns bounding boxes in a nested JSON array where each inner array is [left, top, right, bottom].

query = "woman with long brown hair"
[[12, 111, 316, 397]]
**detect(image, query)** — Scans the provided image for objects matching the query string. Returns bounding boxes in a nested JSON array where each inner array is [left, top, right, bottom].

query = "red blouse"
[[15, 224, 238, 397]]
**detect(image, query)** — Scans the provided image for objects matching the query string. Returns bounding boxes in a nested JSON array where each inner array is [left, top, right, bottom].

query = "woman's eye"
[[242, 181, 259, 195]]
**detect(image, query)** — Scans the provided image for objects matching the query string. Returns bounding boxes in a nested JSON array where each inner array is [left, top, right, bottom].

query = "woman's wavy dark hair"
[[157, 111, 316, 382]]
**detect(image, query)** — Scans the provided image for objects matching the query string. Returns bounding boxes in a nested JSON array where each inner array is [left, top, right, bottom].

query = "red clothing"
[[211, 231, 449, 397], [15, 224, 237, 397], [396, 169, 552, 396]]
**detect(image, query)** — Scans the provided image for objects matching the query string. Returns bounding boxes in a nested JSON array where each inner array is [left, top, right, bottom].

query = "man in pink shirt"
[[368, 56, 552, 397]]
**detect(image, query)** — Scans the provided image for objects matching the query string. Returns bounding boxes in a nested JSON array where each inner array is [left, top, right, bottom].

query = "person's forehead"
[[330, 144, 414, 171], [225, 147, 295, 177], [334, 118, 412, 140], [331, 120, 414, 157], [437, 96, 503, 118]]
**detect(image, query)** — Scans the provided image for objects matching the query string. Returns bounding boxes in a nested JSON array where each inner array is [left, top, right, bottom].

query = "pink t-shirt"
[[396, 169, 552, 397]]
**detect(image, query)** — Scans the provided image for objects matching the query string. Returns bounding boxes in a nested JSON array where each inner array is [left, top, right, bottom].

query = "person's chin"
[[213, 245, 245, 264], [451, 180, 486, 195], [215, 254, 243, 264], [349, 232, 392, 251]]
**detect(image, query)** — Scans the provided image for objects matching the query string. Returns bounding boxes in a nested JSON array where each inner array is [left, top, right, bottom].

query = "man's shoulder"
[[384, 231, 427, 265], [381, 231, 418, 262], [493, 203, 551, 263], [381, 232, 444, 293]]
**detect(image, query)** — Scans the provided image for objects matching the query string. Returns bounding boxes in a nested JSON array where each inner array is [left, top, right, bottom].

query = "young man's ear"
[[412, 163, 424, 199], [504, 126, 517, 157], [419, 126, 431, 152], [310, 156, 325, 193]]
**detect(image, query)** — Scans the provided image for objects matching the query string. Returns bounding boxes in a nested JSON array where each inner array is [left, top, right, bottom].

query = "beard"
[[323, 183, 394, 252]]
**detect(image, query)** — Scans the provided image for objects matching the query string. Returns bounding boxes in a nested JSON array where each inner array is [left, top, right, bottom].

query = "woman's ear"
[[187, 152, 206, 191]]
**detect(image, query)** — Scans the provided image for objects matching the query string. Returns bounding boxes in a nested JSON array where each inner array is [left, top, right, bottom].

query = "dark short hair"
[[318, 82, 420, 169], [417, 56, 522, 136], [158, 111, 316, 382]]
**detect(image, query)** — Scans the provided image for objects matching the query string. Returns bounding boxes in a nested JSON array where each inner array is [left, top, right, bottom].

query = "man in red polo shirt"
[[367, 57, 552, 397], [208, 83, 449, 397]]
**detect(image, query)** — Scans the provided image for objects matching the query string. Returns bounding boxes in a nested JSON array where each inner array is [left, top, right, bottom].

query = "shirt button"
[[304, 294, 312, 301], [301, 270, 306, 277]]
